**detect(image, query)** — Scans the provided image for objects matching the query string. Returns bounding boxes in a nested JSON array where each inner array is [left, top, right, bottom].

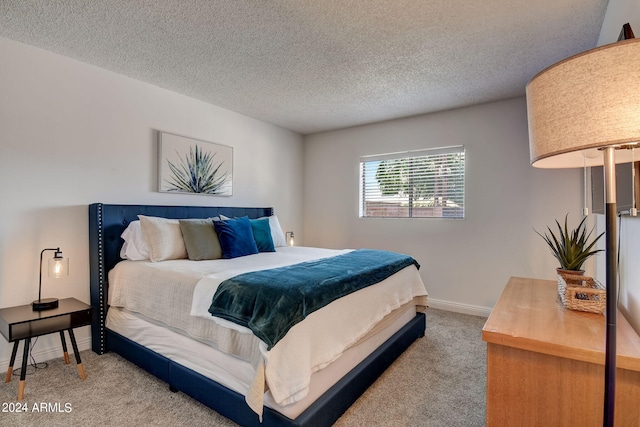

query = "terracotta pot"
[[557, 268, 584, 283]]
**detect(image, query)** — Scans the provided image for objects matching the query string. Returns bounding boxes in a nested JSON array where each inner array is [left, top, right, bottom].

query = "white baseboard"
[[0, 337, 92, 372], [427, 298, 492, 318]]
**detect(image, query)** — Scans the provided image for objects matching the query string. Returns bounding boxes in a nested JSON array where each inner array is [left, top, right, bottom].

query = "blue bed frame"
[[88, 203, 426, 427]]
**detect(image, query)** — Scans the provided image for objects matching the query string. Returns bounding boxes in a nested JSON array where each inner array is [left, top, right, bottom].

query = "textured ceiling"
[[0, 1, 609, 134]]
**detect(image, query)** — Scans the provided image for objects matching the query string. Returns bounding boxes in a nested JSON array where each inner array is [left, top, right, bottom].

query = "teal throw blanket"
[[208, 249, 420, 350]]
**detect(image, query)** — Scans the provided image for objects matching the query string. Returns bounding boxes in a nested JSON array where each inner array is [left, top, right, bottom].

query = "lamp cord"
[[11, 337, 49, 377], [616, 214, 624, 305], [583, 156, 589, 216], [632, 148, 637, 215]]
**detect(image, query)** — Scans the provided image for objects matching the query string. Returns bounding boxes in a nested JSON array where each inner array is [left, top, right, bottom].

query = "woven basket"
[[556, 269, 584, 305], [557, 272, 606, 314]]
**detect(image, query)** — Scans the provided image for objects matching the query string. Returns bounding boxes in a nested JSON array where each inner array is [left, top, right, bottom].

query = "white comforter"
[[108, 246, 428, 417]]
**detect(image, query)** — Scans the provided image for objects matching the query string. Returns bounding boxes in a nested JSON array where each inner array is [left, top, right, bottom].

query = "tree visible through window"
[[359, 146, 465, 218]]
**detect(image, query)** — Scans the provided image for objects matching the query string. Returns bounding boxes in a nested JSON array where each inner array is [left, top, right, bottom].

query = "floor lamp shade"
[[526, 38, 640, 169], [526, 37, 640, 427]]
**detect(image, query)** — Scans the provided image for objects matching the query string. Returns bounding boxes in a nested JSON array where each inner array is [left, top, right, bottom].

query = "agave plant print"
[[158, 132, 233, 196]]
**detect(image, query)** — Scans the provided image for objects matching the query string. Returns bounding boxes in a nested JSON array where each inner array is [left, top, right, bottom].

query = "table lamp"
[[286, 231, 295, 246], [526, 29, 640, 426], [32, 247, 68, 311]]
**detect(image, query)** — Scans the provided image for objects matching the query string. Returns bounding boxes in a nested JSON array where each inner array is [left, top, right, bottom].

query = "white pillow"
[[120, 220, 150, 260], [138, 215, 188, 262], [265, 215, 287, 247]]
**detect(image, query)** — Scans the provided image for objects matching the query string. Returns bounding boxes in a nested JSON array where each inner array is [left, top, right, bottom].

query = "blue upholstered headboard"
[[88, 203, 274, 354]]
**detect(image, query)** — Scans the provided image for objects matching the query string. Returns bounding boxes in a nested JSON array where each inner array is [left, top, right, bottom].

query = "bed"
[[88, 203, 427, 427]]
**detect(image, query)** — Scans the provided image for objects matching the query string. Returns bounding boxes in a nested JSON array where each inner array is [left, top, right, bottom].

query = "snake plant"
[[535, 214, 604, 271]]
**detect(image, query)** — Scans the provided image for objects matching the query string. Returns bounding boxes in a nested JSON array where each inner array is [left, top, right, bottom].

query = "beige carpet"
[[0, 308, 487, 426]]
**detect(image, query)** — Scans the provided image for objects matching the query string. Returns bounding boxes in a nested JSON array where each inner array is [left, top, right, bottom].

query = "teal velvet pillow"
[[213, 216, 259, 259], [250, 218, 275, 252], [178, 218, 222, 260]]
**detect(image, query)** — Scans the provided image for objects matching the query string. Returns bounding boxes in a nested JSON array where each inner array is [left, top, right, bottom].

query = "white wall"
[[303, 98, 582, 315], [597, 0, 640, 46], [0, 37, 303, 366], [596, 0, 640, 333]]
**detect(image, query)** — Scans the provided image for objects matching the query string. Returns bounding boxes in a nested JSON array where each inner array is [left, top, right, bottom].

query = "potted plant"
[[535, 214, 604, 274]]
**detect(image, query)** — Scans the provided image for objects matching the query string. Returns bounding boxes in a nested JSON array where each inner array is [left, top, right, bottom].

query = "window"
[[359, 146, 465, 219]]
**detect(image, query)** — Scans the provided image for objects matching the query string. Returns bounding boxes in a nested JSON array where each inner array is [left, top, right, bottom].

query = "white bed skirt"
[[106, 302, 420, 419]]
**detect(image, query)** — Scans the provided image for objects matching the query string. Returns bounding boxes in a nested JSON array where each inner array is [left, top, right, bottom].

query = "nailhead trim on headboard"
[[97, 203, 105, 354]]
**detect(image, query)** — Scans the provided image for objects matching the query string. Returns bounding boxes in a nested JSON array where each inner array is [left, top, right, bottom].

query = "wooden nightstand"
[[0, 297, 92, 400]]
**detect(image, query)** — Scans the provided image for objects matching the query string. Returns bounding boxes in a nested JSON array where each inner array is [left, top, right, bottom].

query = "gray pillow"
[[178, 218, 223, 260]]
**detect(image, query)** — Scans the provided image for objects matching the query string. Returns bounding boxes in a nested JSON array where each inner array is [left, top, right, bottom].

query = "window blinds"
[[359, 146, 465, 218]]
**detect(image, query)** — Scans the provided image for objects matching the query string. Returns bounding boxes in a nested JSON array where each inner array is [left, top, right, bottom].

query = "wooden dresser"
[[482, 276, 640, 426]]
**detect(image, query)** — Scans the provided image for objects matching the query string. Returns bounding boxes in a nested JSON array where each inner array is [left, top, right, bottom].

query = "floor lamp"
[[526, 37, 640, 426]]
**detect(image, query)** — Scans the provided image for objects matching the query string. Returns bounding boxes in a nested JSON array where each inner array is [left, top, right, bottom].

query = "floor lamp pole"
[[603, 146, 617, 427]]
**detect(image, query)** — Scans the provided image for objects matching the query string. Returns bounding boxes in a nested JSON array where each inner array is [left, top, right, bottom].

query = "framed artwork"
[[158, 132, 233, 196]]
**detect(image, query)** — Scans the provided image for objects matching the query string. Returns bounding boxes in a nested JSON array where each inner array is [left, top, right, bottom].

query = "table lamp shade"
[[49, 256, 69, 278], [526, 38, 640, 168]]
